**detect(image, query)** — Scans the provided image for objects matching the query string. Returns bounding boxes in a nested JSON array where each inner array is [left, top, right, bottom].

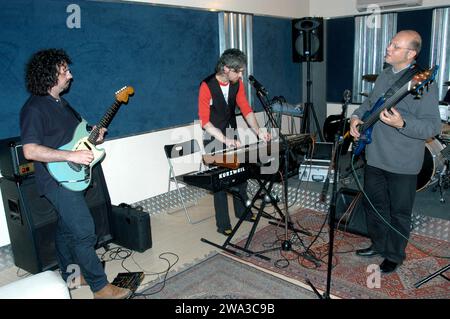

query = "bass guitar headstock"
[[411, 65, 439, 98]]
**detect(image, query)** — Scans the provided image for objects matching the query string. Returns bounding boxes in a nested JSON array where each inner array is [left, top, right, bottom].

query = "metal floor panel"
[[132, 186, 208, 216], [0, 245, 14, 272]]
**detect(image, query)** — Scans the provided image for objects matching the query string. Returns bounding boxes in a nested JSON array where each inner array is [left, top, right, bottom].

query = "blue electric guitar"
[[47, 86, 134, 191], [352, 66, 439, 156]]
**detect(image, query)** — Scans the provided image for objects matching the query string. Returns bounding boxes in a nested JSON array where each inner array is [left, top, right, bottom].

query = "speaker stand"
[[301, 57, 324, 142]]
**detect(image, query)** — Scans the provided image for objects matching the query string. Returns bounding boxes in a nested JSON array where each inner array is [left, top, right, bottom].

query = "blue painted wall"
[[326, 17, 355, 103], [0, 0, 219, 139], [253, 16, 302, 108]]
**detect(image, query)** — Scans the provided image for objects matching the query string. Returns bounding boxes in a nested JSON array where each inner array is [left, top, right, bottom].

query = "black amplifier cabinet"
[[335, 188, 368, 237], [0, 136, 34, 179], [0, 164, 114, 274], [111, 204, 152, 253]]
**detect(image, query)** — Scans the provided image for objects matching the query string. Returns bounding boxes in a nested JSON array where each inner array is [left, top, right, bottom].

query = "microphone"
[[248, 75, 268, 97], [343, 89, 352, 103]]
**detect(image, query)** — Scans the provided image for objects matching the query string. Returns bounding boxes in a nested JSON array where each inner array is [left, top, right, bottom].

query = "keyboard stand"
[[200, 176, 311, 261]]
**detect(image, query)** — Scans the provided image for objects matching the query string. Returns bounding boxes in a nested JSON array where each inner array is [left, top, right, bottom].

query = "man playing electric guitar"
[[349, 31, 441, 274], [20, 49, 131, 298]]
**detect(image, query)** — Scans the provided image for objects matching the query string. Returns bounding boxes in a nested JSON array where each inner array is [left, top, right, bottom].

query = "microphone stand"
[[307, 91, 350, 299], [251, 86, 319, 265]]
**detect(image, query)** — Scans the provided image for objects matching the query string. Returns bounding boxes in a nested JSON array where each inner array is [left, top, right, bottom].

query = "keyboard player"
[[198, 48, 271, 236]]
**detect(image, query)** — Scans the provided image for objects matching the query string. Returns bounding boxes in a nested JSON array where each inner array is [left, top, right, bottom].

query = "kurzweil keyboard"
[[179, 134, 312, 192], [178, 165, 250, 193]]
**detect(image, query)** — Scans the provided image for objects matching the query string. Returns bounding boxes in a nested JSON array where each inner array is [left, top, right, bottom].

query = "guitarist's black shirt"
[[20, 95, 80, 195]]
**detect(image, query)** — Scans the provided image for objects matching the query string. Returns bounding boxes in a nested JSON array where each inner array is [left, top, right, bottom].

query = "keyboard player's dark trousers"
[[204, 139, 249, 231]]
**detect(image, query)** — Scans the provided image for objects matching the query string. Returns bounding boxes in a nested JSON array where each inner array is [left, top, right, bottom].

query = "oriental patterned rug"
[[232, 209, 450, 299]]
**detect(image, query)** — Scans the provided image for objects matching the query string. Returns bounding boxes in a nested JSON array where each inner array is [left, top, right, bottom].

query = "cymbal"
[[362, 74, 378, 82], [359, 92, 369, 97]]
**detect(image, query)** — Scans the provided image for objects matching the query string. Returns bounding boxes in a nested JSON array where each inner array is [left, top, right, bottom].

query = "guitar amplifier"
[[111, 204, 152, 253], [0, 137, 35, 180]]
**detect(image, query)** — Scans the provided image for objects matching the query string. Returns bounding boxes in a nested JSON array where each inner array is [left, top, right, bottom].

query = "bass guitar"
[[352, 66, 438, 156], [47, 86, 134, 191]]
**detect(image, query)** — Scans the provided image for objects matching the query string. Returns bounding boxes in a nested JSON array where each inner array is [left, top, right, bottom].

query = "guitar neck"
[[360, 81, 411, 132], [88, 100, 122, 144]]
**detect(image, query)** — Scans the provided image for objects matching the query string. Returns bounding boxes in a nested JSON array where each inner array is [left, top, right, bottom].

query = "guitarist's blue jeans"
[[45, 186, 108, 292], [363, 165, 417, 264]]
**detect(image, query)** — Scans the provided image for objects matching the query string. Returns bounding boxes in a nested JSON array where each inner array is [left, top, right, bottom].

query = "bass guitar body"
[[352, 97, 385, 156]]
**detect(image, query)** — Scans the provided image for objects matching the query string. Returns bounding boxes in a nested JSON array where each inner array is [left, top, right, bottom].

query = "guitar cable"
[[350, 154, 450, 260]]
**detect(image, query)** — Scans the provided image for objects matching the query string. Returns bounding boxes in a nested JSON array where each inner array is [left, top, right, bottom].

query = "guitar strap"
[[382, 63, 421, 101]]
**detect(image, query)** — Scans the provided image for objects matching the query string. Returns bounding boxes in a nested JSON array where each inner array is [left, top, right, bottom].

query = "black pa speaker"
[[0, 164, 113, 274], [334, 188, 368, 237], [292, 17, 324, 63]]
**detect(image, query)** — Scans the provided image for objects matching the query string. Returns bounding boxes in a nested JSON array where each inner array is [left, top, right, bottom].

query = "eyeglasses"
[[387, 42, 414, 51], [230, 68, 245, 74]]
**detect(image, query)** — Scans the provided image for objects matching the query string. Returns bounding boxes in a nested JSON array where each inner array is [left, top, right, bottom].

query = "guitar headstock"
[[411, 65, 439, 97], [115, 86, 135, 103]]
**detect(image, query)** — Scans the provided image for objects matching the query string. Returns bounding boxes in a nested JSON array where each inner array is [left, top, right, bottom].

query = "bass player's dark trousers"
[[363, 165, 417, 264]]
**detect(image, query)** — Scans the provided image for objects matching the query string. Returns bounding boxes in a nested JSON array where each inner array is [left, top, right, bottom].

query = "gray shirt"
[[352, 65, 441, 174]]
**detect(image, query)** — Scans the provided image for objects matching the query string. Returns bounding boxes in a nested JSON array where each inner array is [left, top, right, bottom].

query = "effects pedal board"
[[111, 271, 145, 295]]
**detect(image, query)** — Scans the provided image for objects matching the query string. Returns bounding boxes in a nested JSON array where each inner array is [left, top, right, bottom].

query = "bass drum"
[[417, 138, 446, 191]]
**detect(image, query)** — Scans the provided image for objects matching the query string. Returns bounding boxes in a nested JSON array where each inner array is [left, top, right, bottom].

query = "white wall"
[[101, 123, 204, 204], [310, 0, 450, 18], [121, 0, 309, 18], [122, 0, 450, 18], [327, 103, 360, 118]]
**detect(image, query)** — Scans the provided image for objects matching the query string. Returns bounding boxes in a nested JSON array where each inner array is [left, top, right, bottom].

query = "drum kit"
[[417, 98, 450, 202]]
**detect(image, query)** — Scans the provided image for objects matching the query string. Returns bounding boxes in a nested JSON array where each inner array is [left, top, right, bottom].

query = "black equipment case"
[[111, 204, 152, 253]]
